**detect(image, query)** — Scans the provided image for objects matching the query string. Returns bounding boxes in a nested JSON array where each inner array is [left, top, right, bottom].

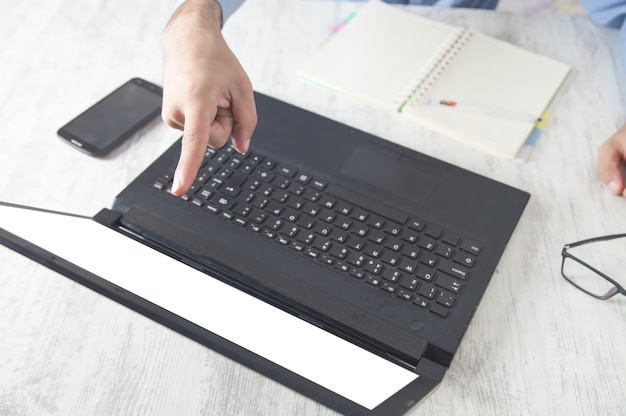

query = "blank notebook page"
[[402, 31, 571, 157], [299, 0, 460, 111]]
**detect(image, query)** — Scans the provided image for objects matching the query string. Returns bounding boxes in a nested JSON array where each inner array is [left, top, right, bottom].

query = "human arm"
[[581, 0, 626, 196], [162, 0, 256, 196]]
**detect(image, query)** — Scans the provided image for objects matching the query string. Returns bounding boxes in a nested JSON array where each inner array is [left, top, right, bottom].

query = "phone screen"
[[58, 78, 162, 156]]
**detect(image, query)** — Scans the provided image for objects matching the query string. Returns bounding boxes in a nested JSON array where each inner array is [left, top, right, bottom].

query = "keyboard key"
[[434, 274, 463, 294], [367, 215, 385, 229], [277, 166, 296, 178], [364, 260, 384, 275], [436, 291, 456, 308], [296, 232, 316, 245], [380, 282, 396, 294], [329, 229, 348, 244], [424, 225, 443, 239], [453, 251, 476, 268], [319, 209, 336, 223], [437, 260, 470, 280], [318, 195, 336, 209], [334, 201, 352, 216], [408, 218, 425, 232], [380, 251, 400, 267], [435, 244, 454, 259], [312, 179, 327, 191], [296, 173, 311, 185], [400, 277, 419, 291], [396, 289, 413, 301], [363, 245, 382, 258], [234, 217, 247, 227], [285, 225, 299, 238], [384, 224, 402, 237], [346, 237, 365, 251], [312, 238, 332, 252], [205, 203, 220, 214], [288, 183, 305, 196], [400, 261, 418, 274], [329, 246, 349, 260], [313, 222, 333, 237], [213, 194, 235, 209], [416, 268, 435, 282], [401, 246, 420, 260], [418, 236, 437, 251], [400, 229, 419, 244], [262, 159, 276, 169], [346, 253, 366, 268], [430, 304, 449, 318], [364, 275, 381, 287], [412, 296, 430, 309], [302, 189, 321, 202], [247, 153, 263, 164], [417, 283, 437, 299], [442, 232, 460, 247], [352, 224, 369, 238], [460, 239, 483, 255], [419, 254, 438, 268], [381, 268, 402, 283], [350, 208, 368, 222]]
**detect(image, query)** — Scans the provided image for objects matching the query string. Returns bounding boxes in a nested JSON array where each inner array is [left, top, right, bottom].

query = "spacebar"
[[326, 183, 409, 225]]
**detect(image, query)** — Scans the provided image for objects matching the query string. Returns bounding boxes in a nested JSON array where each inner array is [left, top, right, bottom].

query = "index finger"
[[171, 105, 216, 196]]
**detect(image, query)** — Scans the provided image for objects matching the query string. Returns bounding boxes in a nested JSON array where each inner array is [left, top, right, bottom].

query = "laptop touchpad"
[[339, 143, 442, 204]]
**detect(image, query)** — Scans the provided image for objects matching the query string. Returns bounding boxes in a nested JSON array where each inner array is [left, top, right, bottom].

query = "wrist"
[[171, 0, 223, 29]]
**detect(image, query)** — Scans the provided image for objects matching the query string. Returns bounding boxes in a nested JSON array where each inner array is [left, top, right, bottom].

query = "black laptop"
[[0, 92, 529, 416]]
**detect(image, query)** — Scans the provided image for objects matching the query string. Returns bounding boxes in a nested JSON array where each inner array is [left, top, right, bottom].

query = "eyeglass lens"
[[562, 235, 624, 298], [562, 257, 618, 298]]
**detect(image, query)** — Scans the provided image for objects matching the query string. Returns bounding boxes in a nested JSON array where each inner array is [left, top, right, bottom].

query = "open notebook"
[[298, 0, 571, 158]]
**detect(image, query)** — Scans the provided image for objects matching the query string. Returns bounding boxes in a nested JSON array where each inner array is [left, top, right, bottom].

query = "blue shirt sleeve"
[[218, 0, 247, 24], [581, 0, 626, 72], [218, 0, 625, 72]]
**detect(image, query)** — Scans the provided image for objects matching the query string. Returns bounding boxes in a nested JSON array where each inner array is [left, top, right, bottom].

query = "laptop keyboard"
[[151, 146, 482, 319]]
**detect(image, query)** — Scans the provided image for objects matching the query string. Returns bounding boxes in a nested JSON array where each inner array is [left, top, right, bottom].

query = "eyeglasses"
[[560, 233, 626, 300]]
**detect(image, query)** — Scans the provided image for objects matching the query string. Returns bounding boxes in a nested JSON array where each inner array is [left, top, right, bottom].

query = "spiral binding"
[[395, 28, 474, 110]]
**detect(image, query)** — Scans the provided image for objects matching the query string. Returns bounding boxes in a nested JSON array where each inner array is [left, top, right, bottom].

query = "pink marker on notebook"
[[427, 97, 542, 123], [331, 11, 357, 34]]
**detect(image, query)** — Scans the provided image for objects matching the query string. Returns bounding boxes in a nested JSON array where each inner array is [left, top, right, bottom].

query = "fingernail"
[[608, 180, 620, 195], [235, 137, 251, 154], [172, 171, 182, 195]]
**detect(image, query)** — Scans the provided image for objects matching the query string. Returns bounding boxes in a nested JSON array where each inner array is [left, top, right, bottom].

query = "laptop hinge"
[[416, 356, 447, 382], [424, 343, 453, 368], [93, 208, 123, 228]]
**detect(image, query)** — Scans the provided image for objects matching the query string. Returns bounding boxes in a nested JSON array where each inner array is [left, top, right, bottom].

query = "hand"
[[597, 122, 626, 197], [162, 0, 257, 196]]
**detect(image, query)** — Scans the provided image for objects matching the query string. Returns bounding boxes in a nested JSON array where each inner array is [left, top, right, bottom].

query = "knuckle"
[[182, 131, 207, 145]]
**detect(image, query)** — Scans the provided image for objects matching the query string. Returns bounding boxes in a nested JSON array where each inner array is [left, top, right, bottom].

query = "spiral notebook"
[[298, 0, 571, 158]]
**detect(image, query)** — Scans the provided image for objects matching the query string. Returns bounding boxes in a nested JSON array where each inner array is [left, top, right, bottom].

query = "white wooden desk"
[[0, 0, 624, 415]]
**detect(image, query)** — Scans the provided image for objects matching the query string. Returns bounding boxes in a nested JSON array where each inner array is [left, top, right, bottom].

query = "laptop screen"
[[0, 203, 418, 410]]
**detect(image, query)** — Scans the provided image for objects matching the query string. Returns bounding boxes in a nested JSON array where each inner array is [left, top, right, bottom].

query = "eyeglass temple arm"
[[565, 233, 626, 249]]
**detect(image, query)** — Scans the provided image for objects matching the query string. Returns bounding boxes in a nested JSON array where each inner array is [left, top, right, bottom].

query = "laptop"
[[0, 92, 529, 415]]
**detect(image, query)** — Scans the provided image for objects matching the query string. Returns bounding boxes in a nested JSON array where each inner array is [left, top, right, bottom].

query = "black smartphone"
[[57, 77, 163, 157]]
